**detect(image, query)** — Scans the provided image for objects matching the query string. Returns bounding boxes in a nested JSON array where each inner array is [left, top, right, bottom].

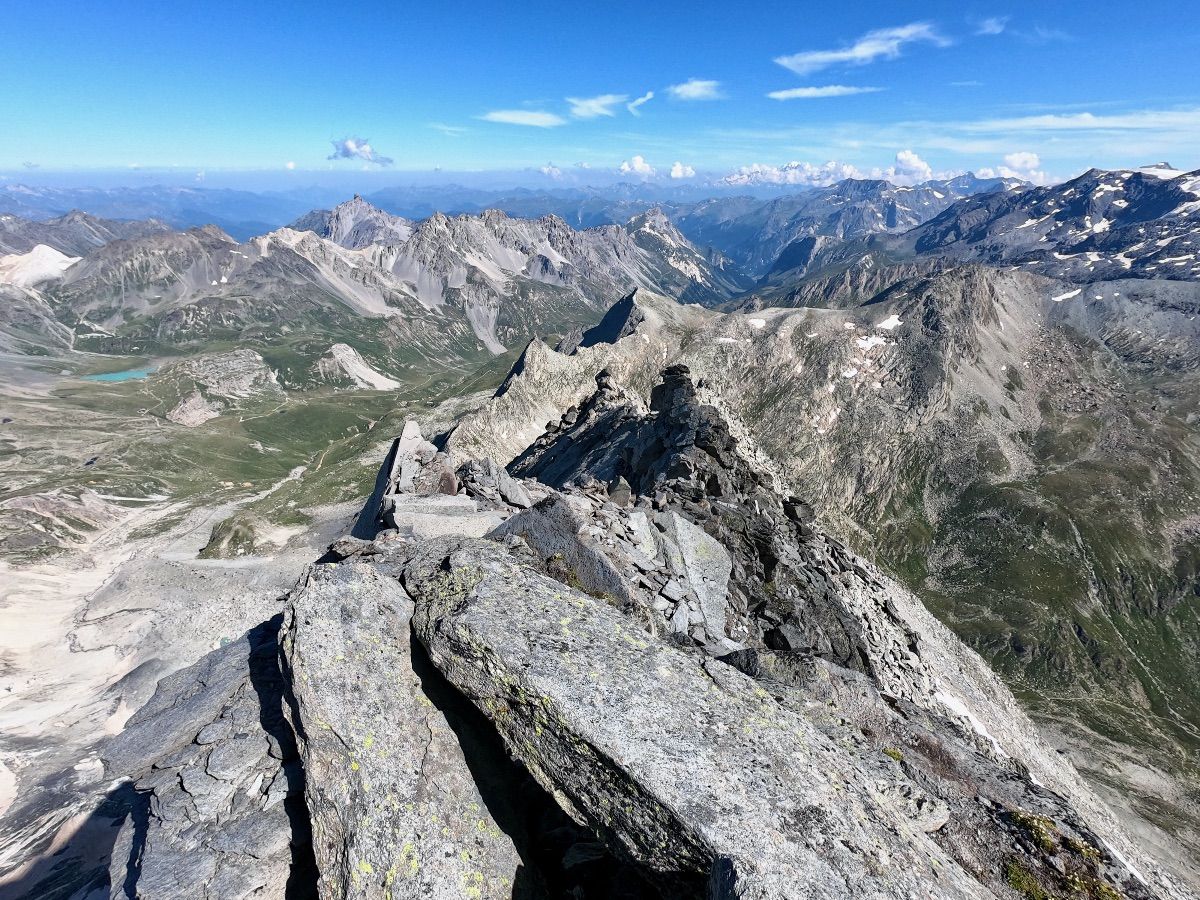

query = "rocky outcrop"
[[83, 361, 1192, 900], [281, 560, 523, 899], [313, 344, 401, 391], [101, 619, 313, 900], [164, 349, 283, 401], [402, 537, 984, 899], [166, 389, 223, 426]]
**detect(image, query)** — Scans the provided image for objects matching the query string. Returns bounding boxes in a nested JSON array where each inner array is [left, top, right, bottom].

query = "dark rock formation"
[[102, 618, 314, 900]]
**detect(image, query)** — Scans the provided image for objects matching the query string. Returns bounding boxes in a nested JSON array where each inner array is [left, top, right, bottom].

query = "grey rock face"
[[282, 560, 524, 899], [101, 618, 313, 900], [402, 537, 988, 899], [655, 510, 731, 637], [0, 209, 171, 256], [672, 174, 1023, 277]]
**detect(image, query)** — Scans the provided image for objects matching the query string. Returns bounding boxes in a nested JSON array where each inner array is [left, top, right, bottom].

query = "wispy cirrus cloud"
[[627, 91, 654, 115], [429, 122, 468, 136], [974, 16, 1009, 36], [327, 137, 393, 166], [767, 85, 883, 101], [566, 94, 628, 119], [667, 79, 723, 101], [1013, 24, 1073, 43], [962, 108, 1200, 133], [480, 110, 567, 128], [775, 23, 950, 76]]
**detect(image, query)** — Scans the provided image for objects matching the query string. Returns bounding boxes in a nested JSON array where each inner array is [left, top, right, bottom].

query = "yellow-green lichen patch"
[[1010, 808, 1060, 854]]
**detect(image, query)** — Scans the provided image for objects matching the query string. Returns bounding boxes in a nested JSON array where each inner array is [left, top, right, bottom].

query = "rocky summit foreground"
[[39, 348, 1188, 900]]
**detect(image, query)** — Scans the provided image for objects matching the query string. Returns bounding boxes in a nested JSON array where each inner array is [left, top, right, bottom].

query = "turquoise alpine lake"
[[83, 368, 156, 382]]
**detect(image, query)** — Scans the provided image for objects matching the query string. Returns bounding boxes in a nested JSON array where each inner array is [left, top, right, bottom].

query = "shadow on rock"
[[409, 633, 691, 900], [2, 616, 318, 900]]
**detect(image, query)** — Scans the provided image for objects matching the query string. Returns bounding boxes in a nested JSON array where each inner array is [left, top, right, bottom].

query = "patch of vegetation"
[[1005, 861, 1053, 900], [1010, 808, 1059, 854]]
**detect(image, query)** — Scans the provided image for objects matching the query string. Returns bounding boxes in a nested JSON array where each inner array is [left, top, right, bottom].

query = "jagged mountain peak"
[[290, 194, 413, 250], [894, 161, 1200, 282]]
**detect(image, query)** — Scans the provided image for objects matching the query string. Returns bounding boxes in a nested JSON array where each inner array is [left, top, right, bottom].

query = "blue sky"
[[3, 0, 1198, 186]]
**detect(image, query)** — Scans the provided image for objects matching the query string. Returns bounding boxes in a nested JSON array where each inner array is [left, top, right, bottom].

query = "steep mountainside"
[[288, 194, 415, 249], [668, 175, 1022, 276], [900, 164, 1200, 281], [448, 279, 1200, 871], [4, 171, 1200, 898], [0, 184, 315, 240], [36, 199, 748, 366], [5, 372, 1187, 900], [0, 210, 170, 256]]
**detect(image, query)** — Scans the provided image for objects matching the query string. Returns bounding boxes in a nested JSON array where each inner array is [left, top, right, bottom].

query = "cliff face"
[[77, 362, 1188, 900]]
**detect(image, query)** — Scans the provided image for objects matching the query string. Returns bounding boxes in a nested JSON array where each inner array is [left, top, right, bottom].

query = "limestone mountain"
[[288, 195, 415, 249], [0, 209, 170, 256], [31, 199, 752, 371]]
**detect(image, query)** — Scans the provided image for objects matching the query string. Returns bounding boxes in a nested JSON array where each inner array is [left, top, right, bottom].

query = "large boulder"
[[282, 561, 524, 899], [402, 537, 991, 900]]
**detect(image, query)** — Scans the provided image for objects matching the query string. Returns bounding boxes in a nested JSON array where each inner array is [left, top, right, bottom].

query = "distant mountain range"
[[0, 196, 751, 371], [5, 163, 1200, 888], [3, 165, 1198, 361], [0, 173, 1016, 242]]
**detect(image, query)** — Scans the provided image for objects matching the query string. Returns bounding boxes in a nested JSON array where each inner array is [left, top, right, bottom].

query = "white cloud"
[[975, 16, 1009, 35], [879, 149, 934, 184], [480, 110, 567, 128], [978, 151, 1051, 184], [1003, 151, 1040, 170], [327, 136, 393, 166], [721, 160, 865, 187], [627, 91, 654, 115], [1014, 25, 1072, 43], [566, 93, 627, 119], [670, 161, 696, 179], [721, 151, 956, 188], [619, 155, 656, 176], [767, 85, 883, 101], [667, 79, 723, 101], [429, 122, 468, 136], [539, 163, 563, 179], [285, 161, 296, 170], [575, 161, 592, 169], [964, 108, 1200, 133], [775, 23, 949, 75]]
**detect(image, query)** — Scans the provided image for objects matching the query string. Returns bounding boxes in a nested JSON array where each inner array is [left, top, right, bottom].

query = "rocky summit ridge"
[[11, 328, 1191, 899]]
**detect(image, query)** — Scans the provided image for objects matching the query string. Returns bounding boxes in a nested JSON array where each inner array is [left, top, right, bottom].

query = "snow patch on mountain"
[[0, 245, 80, 288]]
